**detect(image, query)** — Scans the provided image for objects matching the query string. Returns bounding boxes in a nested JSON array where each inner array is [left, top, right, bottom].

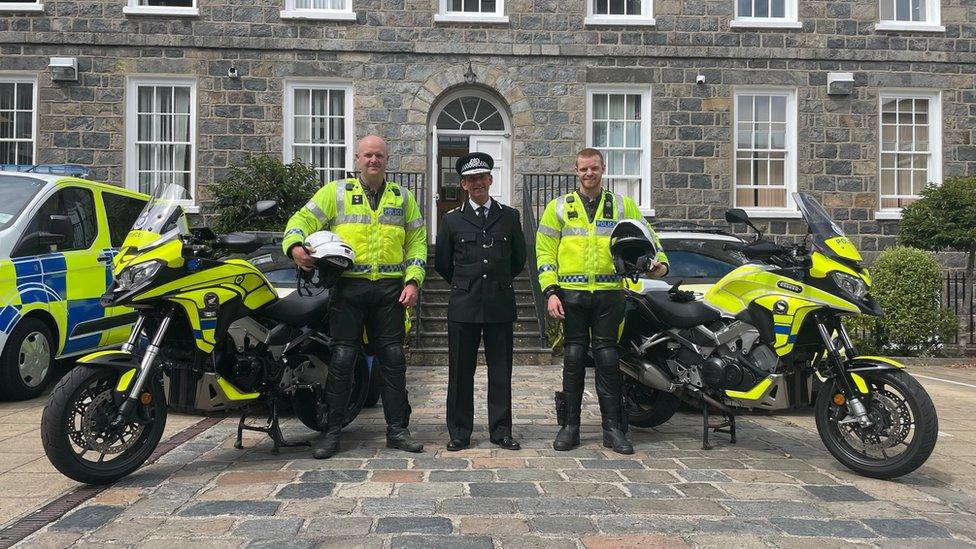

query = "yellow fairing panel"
[[808, 252, 870, 286], [726, 377, 772, 400], [216, 375, 260, 400], [824, 236, 863, 263]]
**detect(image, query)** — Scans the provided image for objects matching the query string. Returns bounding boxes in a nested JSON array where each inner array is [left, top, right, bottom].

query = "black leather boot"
[[553, 391, 582, 451], [386, 426, 423, 453], [312, 426, 341, 459], [599, 396, 634, 455]]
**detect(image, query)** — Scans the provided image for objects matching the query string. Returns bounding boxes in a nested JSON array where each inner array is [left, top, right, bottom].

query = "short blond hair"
[[575, 148, 605, 167]]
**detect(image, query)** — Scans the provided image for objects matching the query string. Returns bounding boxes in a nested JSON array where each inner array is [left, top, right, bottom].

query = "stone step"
[[407, 346, 556, 366], [415, 331, 546, 349], [420, 303, 539, 317], [418, 317, 541, 333]]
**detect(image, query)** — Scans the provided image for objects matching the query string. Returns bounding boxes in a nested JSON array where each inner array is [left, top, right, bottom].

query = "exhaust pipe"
[[620, 354, 676, 393]]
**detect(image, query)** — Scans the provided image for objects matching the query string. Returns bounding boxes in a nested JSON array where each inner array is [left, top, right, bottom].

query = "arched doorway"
[[429, 88, 511, 241]]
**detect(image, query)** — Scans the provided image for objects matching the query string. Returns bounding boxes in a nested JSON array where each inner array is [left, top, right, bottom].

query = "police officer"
[[283, 135, 427, 459], [536, 148, 668, 454], [434, 152, 527, 451]]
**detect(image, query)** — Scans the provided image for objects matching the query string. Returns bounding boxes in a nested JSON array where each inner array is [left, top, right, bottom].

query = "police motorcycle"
[[41, 183, 369, 485], [614, 192, 938, 479]]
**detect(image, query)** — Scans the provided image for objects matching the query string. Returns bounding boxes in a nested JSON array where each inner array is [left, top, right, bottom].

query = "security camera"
[[49, 57, 78, 82], [227, 67, 239, 79], [696, 74, 706, 85]]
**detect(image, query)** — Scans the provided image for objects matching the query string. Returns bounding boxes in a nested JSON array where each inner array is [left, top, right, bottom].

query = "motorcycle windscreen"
[[793, 192, 863, 264], [121, 182, 191, 252]]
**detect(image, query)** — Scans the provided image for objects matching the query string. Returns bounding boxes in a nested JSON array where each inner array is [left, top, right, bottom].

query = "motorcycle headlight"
[[831, 271, 868, 300], [116, 261, 163, 292]]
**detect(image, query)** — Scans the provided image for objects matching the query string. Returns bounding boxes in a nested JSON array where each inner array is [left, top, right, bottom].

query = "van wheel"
[[0, 318, 55, 401]]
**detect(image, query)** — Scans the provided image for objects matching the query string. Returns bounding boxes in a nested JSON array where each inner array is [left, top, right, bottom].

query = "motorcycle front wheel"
[[815, 369, 938, 479], [41, 365, 167, 485]]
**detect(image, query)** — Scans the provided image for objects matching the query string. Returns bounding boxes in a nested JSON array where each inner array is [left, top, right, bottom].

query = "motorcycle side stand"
[[701, 402, 737, 450], [235, 398, 310, 454]]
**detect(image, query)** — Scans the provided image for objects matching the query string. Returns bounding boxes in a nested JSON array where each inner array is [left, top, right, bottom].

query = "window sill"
[[433, 13, 509, 24], [741, 209, 803, 219], [584, 16, 656, 27], [123, 6, 199, 16], [729, 19, 802, 29], [874, 211, 903, 220], [874, 22, 945, 33], [639, 208, 656, 218], [279, 9, 357, 21], [0, 3, 44, 12]]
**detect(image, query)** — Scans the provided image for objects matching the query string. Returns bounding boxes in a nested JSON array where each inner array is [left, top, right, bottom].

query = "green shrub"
[[208, 156, 320, 234], [844, 246, 956, 357]]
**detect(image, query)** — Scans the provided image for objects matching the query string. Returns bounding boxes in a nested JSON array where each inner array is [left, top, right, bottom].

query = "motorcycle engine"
[[215, 338, 272, 393], [698, 325, 778, 392]]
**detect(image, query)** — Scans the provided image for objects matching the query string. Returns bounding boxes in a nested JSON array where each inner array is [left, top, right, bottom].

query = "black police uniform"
[[434, 154, 527, 449]]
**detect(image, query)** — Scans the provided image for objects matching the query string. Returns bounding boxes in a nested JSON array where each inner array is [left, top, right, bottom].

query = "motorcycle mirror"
[[724, 208, 763, 239], [253, 200, 277, 217]]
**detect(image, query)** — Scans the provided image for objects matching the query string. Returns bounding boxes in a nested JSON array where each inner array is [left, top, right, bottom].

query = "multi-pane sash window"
[[126, 79, 196, 199], [734, 89, 797, 211], [732, 0, 799, 26], [0, 77, 36, 165], [436, 0, 506, 21], [586, 0, 654, 24], [281, 0, 355, 19], [879, 92, 941, 210], [124, 0, 198, 16], [877, 0, 942, 30], [284, 83, 353, 185], [586, 87, 652, 211]]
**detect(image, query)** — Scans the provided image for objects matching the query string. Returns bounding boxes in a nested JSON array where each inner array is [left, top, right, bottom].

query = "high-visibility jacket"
[[282, 178, 427, 286], [536, 190, 667, 292]]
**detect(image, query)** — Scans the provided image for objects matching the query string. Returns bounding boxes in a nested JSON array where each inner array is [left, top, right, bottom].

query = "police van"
[[0, 170, 148, 400]]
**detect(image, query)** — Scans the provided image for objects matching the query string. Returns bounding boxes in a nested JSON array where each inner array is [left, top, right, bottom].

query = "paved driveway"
[[3, 362, 976, 548]]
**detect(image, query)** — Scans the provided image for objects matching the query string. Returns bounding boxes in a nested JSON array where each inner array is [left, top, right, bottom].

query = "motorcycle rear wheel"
[[41, 365, 167, 485], [623, 377, 681, 428], [292, 352, 370, 431], [815, 369, 938, 479]]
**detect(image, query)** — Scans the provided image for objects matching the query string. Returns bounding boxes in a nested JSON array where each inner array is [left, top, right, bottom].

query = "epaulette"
[[447, 206, 460, 214], [345, 183, 355, 190]]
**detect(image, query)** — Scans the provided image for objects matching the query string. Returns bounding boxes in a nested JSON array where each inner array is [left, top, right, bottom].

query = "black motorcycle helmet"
[[610, 219, 659, 280]]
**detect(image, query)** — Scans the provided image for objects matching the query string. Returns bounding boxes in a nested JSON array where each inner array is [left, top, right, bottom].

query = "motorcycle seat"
[[261, 290, 330, 326], [643, 291, 721, 329]]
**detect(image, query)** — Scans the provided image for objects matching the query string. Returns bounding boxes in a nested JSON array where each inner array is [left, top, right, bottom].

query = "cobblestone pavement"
[[11, 363, 976, 548]]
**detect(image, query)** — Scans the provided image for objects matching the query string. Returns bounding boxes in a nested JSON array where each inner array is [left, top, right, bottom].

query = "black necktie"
[[477, 206, 487, 227]]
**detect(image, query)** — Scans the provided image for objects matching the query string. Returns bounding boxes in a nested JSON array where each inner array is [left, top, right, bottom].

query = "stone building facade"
[[1, 0, 974, 253]]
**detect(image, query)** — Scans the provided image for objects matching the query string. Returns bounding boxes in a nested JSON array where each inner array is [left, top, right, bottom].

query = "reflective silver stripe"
[[537, 225, 559, 238], [406, 217, 424, 231], [594, 225, 615, 236], [555, 195, 566, 225], [407, 258, 426, 268], [284, 228, 305, 239], [562, 227, 588, 237], [377, 215, 405, 227], [614, 193, 623, 220], [538, 264, 557, 273], [304, 201, 328, 226], [334, 214, 372, 225], [336, 182, 347, 217]]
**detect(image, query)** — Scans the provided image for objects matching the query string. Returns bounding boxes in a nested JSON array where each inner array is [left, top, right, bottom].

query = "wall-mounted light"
[[827, 72, 855, 95], [49, 57, 78, 82], [227, 66, 240, 79]]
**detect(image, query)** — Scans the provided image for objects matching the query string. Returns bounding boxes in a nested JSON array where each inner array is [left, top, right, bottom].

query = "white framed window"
[[733, 88, 799, 217], [876, 90, 942, 218], [283, 81, 354, 185], [585, 0, 655, 26], [0, 76, 37, 166], [435, 0, 508, 23], [586, 86, 653, 215], [281, 0, 356, 21], [876, 0, 944, 32], [125, 77, 197, 207], [0, 1, 44, 13], [123, 0, 198, 17], [730, 0, 801, 28]]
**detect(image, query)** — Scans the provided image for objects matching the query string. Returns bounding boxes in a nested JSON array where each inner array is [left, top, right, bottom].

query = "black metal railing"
[[349, 171, 428, 347], [521, 174, 577, 346]]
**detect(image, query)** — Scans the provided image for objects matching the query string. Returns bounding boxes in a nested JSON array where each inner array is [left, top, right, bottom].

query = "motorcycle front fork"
[[815, 318, 873, 427], [111, 310, 173, 427]]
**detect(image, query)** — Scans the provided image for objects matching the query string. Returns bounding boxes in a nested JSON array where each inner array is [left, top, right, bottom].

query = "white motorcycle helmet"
[[303, 231, 355, 289], [610, 219, 659, 280]]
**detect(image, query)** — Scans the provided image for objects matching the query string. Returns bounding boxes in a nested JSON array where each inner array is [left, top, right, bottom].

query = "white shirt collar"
[[468, 197, 493, 212]]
